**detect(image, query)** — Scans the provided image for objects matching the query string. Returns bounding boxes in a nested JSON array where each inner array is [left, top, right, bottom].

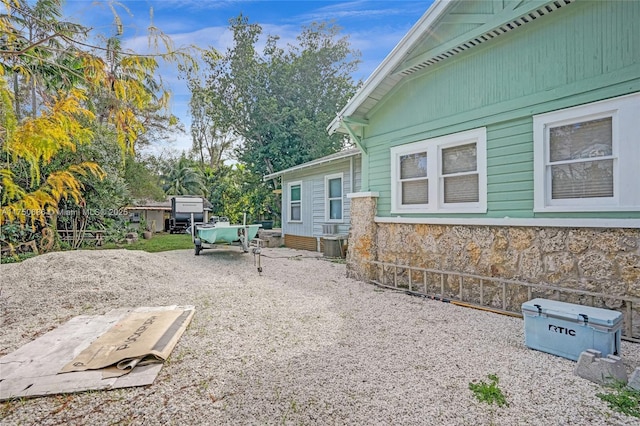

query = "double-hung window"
[[288, 181, 302, 222], [325, 173, 343, 221], [533, 93, 640, 212], [391, 127, 487, 213]]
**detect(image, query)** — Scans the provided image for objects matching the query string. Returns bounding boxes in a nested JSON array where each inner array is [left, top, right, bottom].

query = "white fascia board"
[[263, 150, 361, 181], [327, 0, 450, 135]]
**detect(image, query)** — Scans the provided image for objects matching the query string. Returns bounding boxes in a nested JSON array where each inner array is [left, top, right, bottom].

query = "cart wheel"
[[194, 238, 202, 256], [257, 267, 263, 273]]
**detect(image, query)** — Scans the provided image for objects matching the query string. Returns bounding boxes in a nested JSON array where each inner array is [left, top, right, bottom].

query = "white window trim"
[[390, 127, 487, 214], [287, 181, 302, 223], [324, 173, 344, 222], [533, 92, 640, 212]]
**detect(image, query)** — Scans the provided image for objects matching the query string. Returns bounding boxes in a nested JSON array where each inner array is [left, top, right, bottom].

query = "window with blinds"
[[390, 127, 487, 213], [400, 152, 428, 204], [548, 117, 613, 200], [534, 92, 640, 212], [441, 143, 479, 203]]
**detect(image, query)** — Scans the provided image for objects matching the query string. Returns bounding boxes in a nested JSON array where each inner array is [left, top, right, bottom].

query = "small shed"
[[128, 196, 213, 233], [127, 197, 172, 232]]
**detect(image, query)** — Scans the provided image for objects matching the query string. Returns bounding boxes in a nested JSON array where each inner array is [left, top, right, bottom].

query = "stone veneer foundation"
[[347, 194, 640, 339]]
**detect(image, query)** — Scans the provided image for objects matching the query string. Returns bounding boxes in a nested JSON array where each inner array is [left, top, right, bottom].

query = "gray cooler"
[[522, 298, 622, 361]]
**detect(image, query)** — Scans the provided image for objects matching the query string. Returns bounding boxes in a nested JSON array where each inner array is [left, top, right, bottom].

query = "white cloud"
[[291, 0, 426, 25]]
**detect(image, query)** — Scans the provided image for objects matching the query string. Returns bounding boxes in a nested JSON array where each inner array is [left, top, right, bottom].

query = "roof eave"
[[327, 0, 450, 135], [263, 149, 361, 181]]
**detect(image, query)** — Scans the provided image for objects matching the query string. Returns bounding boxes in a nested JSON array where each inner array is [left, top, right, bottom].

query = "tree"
[[1, 0, 102, 232], [199, 16, 360, 178], [1, 0, 88, 119], [1, 0, 195, 240], [205, 163, 276, 224], [160, 155, 207, 196], [88, 36, 179, 155], [0, 80, 104, 227], [186, 71, 234, 170], [123, 154, 165, 201]]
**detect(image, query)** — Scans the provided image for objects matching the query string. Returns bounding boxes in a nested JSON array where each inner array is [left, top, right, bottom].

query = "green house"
[[329, 0, 640, 340]]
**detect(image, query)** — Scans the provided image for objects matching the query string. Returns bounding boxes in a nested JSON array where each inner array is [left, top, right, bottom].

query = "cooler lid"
[[522, 298, 622, 326]]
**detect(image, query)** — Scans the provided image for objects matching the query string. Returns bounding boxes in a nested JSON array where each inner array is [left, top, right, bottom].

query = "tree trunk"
[[13, 72, 20, 119]]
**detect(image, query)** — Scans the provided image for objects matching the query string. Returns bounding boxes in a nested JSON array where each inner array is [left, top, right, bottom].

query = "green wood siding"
[[403, 1, 554, 74], [362, 0, 640, 219], [486, 117, 533, 217]]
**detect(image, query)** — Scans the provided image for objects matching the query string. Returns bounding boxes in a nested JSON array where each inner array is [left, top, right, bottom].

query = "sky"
[[62, 0, 434, 155]]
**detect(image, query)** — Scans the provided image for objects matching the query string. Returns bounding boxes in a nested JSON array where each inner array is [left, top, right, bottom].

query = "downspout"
[[342, 117, 369, 191], [349, 156, 354, 233], [350, 156, 354, 194]]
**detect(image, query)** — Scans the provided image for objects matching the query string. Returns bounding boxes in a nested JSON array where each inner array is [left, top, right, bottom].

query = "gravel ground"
[[0, 248, 638, 425]]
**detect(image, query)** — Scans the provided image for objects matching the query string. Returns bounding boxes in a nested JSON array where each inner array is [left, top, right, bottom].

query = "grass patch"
[[0, 252, 38, 264], [100, 233, 194, 253], [596, 382, 640, 418], [1, 233, 193, 263], [469, 374, 509, 407]]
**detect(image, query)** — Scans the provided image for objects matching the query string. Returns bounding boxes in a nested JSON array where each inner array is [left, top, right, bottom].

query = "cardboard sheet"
[[0, 305, 195, 400], [60, 308, 194, 377]]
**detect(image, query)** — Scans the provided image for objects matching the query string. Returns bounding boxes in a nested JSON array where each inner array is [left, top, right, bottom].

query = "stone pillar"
[[346, 192, 379, 281]]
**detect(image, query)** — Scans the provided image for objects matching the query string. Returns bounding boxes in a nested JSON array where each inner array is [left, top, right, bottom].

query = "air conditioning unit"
[[322, 224, 337, 235]]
